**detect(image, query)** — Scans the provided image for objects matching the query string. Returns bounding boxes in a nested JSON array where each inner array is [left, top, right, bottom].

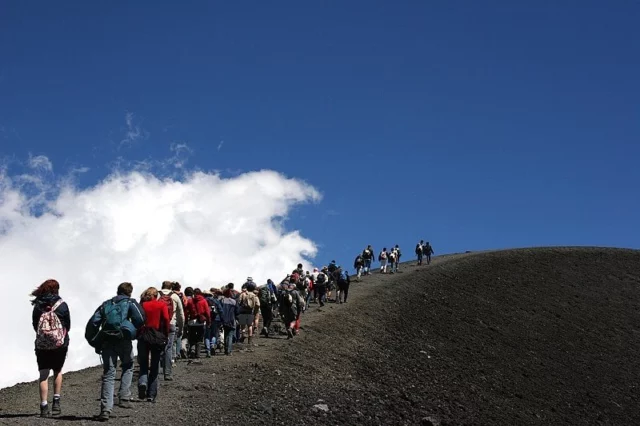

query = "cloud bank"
[[0, 159, 320, 389]]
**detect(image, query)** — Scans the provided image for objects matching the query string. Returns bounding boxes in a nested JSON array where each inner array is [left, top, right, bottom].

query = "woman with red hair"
[[31, 279, 71, 418]]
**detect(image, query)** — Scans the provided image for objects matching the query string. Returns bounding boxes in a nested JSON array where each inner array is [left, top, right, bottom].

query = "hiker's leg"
[[38, 369, 49, 404], [163, 324, 175, 377], [53, 370, 62, 396], [118, 341, 134, 402], [344, 284, 349, 302], [148, 347, 161, 400], [100, 346, 117, 412], [137, 341, 150, 391], [204, 324, 212, 353]]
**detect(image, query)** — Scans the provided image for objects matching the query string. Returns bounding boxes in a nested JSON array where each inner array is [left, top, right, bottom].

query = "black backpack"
[[316, 273, 327, 286]]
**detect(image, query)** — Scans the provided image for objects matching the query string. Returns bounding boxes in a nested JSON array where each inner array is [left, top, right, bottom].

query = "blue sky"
[[1, 1, 639, 270]]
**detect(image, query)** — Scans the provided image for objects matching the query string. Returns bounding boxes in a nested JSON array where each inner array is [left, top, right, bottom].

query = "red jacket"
[[187, 294, 211, 325], [141, 299, 170, 336]]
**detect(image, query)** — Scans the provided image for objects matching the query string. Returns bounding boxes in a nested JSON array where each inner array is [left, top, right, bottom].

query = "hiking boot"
[[286, 328, 294, 339], [206, 351, 212, 358], [147, 398, 156, 403], [97, 410, 110, 422], [40, 403, 51, 418], [52, 397, 61, 415], [164, 375, 174, 381], [247, 336, 253, 346], [138, 384, 147, 400], [260, 327, 268, 336], [118, 399, 132, 409]]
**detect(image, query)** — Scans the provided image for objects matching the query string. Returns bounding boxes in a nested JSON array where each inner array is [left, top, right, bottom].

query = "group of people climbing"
[[353, 241, 434, 277], [28, 239, 434, 421]]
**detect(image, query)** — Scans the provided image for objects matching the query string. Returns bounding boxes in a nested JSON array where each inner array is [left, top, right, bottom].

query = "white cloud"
[[28, 154, 53, 172], [0, 160, 321, 389], [120, 112, 146, 146], [217, 140, 224, 151]]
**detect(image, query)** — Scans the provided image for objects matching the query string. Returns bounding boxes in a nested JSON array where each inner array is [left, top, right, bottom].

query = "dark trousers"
[[338, 282, 350, 302], [316, 286, 327, 306], [260, 303, 273, 330], [137, 340, 162, 400], [187, 323, 205, 358]]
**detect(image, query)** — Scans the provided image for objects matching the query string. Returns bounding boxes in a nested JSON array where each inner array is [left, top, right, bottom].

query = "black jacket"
[[32, 294, 71, 348]]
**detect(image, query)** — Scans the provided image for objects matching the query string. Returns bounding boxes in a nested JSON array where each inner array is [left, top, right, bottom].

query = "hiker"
[[424, 241, 435, 264], [395, 245, 402, 270], [179, 287, 194, 359], [86, 282, 145, 421], [137, 287, 170, 403], [311, 267, 320, 303], [221, 288, 239, 355], [362, 245, 374, 275], [31, 279, 71, 418], [315, 268, 329, 307], [327, 261, 338, 301], [279, 283, 302, 339], [294, 272, 309, 310], [203, 289, 223, 356], [389, 248, 398, 273], [238, 280, 260, 345], [186, 288, 211, 358], [171, 282, 185, 362], [159, 281, 185, 380], [337, 268, 351, 303], [211, 289, 226, 354], [354, 254, 364, 279], [258, 280, 277, 337], [295, 263, 304, 277], [416, 241, 424, 265], [305, 272, 315, 307], [331, 266, 342, 303], [379, 248, 388, 273]]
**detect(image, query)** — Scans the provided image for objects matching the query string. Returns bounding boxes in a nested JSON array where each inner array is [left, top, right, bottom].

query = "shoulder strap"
[[51, 299, 64, 312]]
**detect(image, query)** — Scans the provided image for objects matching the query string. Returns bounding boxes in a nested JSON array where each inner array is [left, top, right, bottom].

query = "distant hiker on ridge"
[[362, 245, 374, 275]]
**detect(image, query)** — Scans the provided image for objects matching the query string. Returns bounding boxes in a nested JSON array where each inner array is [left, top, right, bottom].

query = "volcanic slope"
[[1, 247, 639, 425]]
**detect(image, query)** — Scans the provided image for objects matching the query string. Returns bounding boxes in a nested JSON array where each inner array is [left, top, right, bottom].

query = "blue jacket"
[[220, 297, 239, 328], [86, 295, 145, 349]]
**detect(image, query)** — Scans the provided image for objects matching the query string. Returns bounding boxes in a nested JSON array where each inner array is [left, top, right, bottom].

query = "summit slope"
[[1, 247, 639, 425]]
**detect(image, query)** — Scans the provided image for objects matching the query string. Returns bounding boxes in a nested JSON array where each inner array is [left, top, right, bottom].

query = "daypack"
[[282, 290, 294, 308], [315, 273, 327, 286], [207, 297, 220, 319], [258, 286, 272, 306], [290, 272, 300, 284], [363, 249, 372, 259], [416, 244, 423, 254], [389, 252, 397, 262], [35, 300, 66, 350], [379, 251, 387, 261], [100, 298, 131, 341], [239, 292, 256, 312], [159, 292, 175, 321], [296, 278, 307, 292]]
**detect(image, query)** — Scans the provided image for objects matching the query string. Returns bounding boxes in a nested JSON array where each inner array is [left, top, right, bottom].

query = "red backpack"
[[159, 292, 175, 320]]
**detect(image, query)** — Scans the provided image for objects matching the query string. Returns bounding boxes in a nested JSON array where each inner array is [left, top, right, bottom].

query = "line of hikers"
[[28, 260, 355, 421], [352, 241, 435, 278], [28, 241, 433, 420]]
